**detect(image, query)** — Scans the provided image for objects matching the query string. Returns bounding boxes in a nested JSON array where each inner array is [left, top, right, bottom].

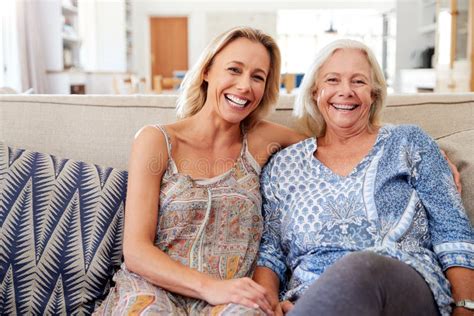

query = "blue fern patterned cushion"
[[0, 142, 128, 315]]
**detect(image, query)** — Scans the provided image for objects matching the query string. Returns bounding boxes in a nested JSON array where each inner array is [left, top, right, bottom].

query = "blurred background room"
[[0, 0, 472, 95]]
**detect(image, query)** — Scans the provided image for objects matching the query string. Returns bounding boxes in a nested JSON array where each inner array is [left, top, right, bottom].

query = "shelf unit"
[[61, 0, 82, 69], [435, 0, 474, 92], [40, 0, 130, 93], [38, 0, 85, 93], [418, 23, 437, 34], [125, 0, 133, 72], [397, 0, 438, 92], [418, 0, 437, 48]]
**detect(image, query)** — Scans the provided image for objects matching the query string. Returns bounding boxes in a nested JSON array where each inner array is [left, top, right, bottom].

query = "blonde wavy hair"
[[176, 26, 281, 129], [293, 39, 387, 137]]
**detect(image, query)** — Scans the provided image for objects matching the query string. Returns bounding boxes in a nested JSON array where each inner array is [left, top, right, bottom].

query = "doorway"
[[149, 17, 188, 89]]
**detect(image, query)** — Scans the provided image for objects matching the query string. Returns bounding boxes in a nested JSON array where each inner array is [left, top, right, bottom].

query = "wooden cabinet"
[[435, 0, 474, 92]]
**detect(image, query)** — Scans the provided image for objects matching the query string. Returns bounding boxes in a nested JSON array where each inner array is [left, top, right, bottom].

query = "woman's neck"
[[179, 109, 242, 146], [319, 125, 377, 147]]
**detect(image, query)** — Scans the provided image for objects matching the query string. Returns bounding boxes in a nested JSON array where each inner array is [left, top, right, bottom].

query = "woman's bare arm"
[[248, 121, 462, 192], [446, 267, 474, 316], [253, 267, 281, 310], [123, 126, 209, 296], [122, 126, 273, 313], [248, 120, 308, 166]]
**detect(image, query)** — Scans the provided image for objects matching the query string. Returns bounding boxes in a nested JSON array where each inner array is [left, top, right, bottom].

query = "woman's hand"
[[440, 149, 462, 193], [452, 306, 474, 316], [271, 300, 294, 316], [201, 277, 274, 315], [280, 300, 294, 314]]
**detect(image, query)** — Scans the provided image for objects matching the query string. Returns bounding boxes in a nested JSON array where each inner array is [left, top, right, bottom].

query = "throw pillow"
[[0, 142, 128, 314]]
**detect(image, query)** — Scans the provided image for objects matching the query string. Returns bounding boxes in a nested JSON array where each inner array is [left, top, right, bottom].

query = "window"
[[277, 9, 396, 88]]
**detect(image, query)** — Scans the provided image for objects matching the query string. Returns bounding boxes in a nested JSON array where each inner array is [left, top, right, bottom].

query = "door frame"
[[144, 14, 190, 90]]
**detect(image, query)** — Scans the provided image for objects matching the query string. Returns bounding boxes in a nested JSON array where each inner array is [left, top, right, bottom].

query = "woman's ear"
[[312, 89, 319, 102], [203, 63, 212, 82], [371, 89, 377, 104]]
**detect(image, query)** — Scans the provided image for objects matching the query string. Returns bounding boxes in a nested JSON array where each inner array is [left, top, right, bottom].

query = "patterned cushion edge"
[[0, 142, 128, 315]]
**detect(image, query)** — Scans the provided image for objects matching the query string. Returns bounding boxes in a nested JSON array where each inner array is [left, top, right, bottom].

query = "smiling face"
[[314, 48, 374, 135], [203, 37, 271, 125]]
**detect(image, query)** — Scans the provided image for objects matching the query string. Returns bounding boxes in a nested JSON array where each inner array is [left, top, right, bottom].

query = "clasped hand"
[[201, 277, 275, 315]]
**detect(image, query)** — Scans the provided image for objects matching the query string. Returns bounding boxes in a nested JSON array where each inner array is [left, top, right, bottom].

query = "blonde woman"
[[94, 27, 304, 315]]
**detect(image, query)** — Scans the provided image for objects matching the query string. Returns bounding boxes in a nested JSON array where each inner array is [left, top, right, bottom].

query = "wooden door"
[[150, 17, 188, 89]]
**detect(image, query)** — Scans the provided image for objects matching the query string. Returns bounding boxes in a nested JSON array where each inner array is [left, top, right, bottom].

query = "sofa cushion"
[[436, 130, 474, 225], [0, 142, 128, 314]]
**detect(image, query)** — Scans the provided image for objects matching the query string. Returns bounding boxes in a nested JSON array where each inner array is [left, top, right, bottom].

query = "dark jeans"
[[289, 251, 439, 316]]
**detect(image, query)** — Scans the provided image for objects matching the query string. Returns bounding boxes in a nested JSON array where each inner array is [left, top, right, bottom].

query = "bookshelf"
[[125, 0, 133, 72], [61, 0, 81, 69]]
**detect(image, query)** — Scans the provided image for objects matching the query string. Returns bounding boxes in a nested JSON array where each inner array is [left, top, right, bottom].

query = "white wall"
[[131, 0, 395, 83], [205, 12, 277, 46], [95, 0, 126, 71], [39, 0, 63, 71], [394, 0, 436, 92], [394, 0, 420, 91], [79, 0, 126, 71]]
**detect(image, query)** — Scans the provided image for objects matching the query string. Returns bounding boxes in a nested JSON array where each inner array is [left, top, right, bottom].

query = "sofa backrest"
[[1, 93, 473, 222], [0, 93, 472, 170]]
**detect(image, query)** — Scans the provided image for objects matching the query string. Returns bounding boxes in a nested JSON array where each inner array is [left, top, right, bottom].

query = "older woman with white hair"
[[253, 39, 473, 316]]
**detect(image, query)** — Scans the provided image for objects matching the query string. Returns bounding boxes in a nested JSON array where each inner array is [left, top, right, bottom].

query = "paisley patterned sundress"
[[94, 125, 264, 315]]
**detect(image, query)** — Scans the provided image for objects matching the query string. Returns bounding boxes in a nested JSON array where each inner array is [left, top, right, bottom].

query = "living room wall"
[[131, 0, 395, 85]]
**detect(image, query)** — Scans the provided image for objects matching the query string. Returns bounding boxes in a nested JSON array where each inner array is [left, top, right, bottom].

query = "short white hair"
[[293, 39, 387, 137]]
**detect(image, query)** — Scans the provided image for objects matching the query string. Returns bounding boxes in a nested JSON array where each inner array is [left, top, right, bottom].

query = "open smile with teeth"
[[225, 94, 250, 108], [331, 103, 359, 111]]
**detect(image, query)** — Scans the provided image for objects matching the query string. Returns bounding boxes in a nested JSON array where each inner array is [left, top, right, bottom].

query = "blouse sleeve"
[[257, 155, 288, 287], [408, 126, 473, 270]]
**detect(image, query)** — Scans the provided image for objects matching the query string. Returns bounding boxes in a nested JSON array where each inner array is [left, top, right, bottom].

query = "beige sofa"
[[0, 93, 473, 314], [1, 93, 473, 212]]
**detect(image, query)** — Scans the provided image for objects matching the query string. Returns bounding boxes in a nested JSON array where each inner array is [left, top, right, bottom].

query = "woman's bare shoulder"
[[247, 120, 308, 166], [129, 125, 169, 173], [134, 124, 165, 144]]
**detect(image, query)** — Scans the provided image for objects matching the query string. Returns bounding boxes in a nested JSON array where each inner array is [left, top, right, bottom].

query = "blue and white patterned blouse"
[[257, 124, 473, 315]]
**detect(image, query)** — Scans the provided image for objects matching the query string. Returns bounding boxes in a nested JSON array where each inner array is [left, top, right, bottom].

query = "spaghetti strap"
[[153, 124, 179, 174], [240, 126, 249, 154], [241, 131, 248, 154], [154, 124, 173, 158], [241, 131, 261, 174]]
